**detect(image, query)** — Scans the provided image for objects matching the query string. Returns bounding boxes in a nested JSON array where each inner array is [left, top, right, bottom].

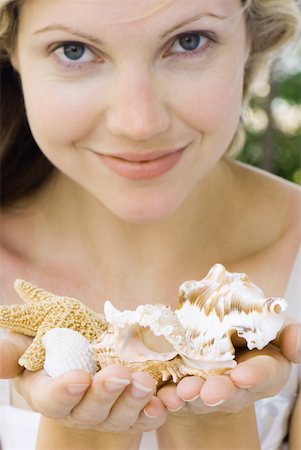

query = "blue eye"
[[178, 34, 201, 51], [53, 42, 96, 65], [167, 31, 216, 58], [63, 43, 86, 60]]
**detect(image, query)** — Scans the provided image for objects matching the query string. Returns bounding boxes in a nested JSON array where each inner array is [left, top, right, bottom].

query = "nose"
[[106, 70, 171, 140]]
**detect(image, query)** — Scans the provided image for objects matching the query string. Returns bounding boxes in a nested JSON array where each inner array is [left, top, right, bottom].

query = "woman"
[[0, 0, 300, 449]]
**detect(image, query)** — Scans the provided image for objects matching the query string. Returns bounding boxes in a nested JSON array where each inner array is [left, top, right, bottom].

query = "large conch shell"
[[175, 264, 287, 371]]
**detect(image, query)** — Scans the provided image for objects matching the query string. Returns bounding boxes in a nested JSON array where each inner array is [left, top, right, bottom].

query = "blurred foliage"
[[236, 37, 301, 185]]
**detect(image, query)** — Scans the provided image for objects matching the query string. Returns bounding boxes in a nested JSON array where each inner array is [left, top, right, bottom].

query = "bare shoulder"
[[230, 160, 301, 224], [228, 160, 300, 296]]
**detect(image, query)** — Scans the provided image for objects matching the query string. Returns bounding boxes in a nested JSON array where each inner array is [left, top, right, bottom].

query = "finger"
[[134, 396, 167, 431], [175, 376, 205, 403], [13, 369, 92, 418], [0, 332, 32, 378], [104, 371, 156, 431], [200, 375, 239, 407], [278, 323, 301, 364], [70, 364, 131, 426], [230, 353, 291, 397], [157, 383, 185, 412], [144, 395, 167, 418]]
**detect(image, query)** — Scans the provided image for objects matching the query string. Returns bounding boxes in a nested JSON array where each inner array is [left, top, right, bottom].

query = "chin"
[[102, 191, 186, 225]]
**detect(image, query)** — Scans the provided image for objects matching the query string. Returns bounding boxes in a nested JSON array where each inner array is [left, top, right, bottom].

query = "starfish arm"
[[18, 336, 46, 371], [0, 303, 46, 336], [37, 300, 109, 343], [14, 280, 57, 304]]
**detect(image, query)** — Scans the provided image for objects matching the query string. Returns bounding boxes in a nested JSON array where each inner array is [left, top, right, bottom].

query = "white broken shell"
[[100, 302, 187, 362], [90, 303, 192, 385], [42, 328, 97, 378]]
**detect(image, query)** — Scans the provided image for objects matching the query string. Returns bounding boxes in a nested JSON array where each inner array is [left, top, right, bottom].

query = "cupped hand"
[[0, 332, 167, 433], [1, 323, 299, 424], [158, 349, 290, 415], [158, 322, 300, 414]]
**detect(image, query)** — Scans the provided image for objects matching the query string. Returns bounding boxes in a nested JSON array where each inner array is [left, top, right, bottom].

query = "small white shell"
[[42, 328, 97, 378]]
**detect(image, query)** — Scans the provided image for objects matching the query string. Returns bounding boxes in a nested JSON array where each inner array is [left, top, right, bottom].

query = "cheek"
[[21, 77, 99, 151], [171, 61, 244, 138]]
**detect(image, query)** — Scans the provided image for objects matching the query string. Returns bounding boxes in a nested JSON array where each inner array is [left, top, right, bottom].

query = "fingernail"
[[67, 383, 89, 395], [235, 383, 254, 389], [167, 405, 183, 412], [296, 325, 301, 354], [182, 394, 200, 402], [104, 377, 131, 392], [143, 408, 163, 419], [131, 381, 153, 398], [203, 399, 225, 407]]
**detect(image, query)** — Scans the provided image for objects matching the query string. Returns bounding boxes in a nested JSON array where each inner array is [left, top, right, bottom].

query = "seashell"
[[175, 264, 288, 371], [101, 302, 187, 362], [42, 328, 97, 378], [91, 348, 192, 387], [8, 265, 287, 386], [91, 303, 208, 385], [92, 264, 287, 384]]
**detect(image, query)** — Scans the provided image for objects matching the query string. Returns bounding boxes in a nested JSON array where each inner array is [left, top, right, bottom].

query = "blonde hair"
[[227, 0, 301, 155], [0, 0, 300, 205]]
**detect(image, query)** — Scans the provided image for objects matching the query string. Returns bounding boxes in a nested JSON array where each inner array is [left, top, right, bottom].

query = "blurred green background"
[[236, 37, 301, 184]]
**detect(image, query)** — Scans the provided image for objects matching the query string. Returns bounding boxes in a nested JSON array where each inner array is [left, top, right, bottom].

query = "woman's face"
[[13, 0, 249, 223]]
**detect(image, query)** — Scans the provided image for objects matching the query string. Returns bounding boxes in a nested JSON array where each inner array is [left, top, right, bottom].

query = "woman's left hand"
[[157, 323, 300, 414]]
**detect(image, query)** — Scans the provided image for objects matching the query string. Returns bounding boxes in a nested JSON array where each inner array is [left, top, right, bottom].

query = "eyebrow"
[[33, 25, 104, 45], [160, 12, 228, 38], [33, 12, 227, 44]]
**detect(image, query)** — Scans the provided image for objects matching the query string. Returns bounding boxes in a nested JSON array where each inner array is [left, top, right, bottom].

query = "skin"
[[0, 0, 300, 448]]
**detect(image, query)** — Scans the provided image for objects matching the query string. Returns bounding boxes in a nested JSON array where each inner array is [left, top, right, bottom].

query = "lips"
[[95, 147, 187, 180], [107, 149, 181, 162]]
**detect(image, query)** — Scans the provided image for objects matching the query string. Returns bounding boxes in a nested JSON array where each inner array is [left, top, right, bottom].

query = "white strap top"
[[0, 249, 300, 450]]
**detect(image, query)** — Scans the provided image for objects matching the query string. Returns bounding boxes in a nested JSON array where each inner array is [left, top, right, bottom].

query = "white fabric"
[[0, 249, 300, 450], [140, 431, 158, 450], [0, 404, 40, 450]]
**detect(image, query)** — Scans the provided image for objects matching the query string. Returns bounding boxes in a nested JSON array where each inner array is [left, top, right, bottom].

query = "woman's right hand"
[[0, 331, 167, 433]]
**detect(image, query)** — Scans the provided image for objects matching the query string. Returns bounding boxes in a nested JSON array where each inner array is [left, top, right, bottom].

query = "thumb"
[[0, 331, 32, 378], [273, 323, 301, 364]]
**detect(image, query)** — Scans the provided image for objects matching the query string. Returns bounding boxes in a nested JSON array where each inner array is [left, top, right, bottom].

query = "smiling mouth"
[[94, 146, 188, 180], [106, 148, 183, 162]]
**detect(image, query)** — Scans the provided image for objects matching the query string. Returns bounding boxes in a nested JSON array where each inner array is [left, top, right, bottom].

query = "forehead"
[[21, 0, 242, 26]]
